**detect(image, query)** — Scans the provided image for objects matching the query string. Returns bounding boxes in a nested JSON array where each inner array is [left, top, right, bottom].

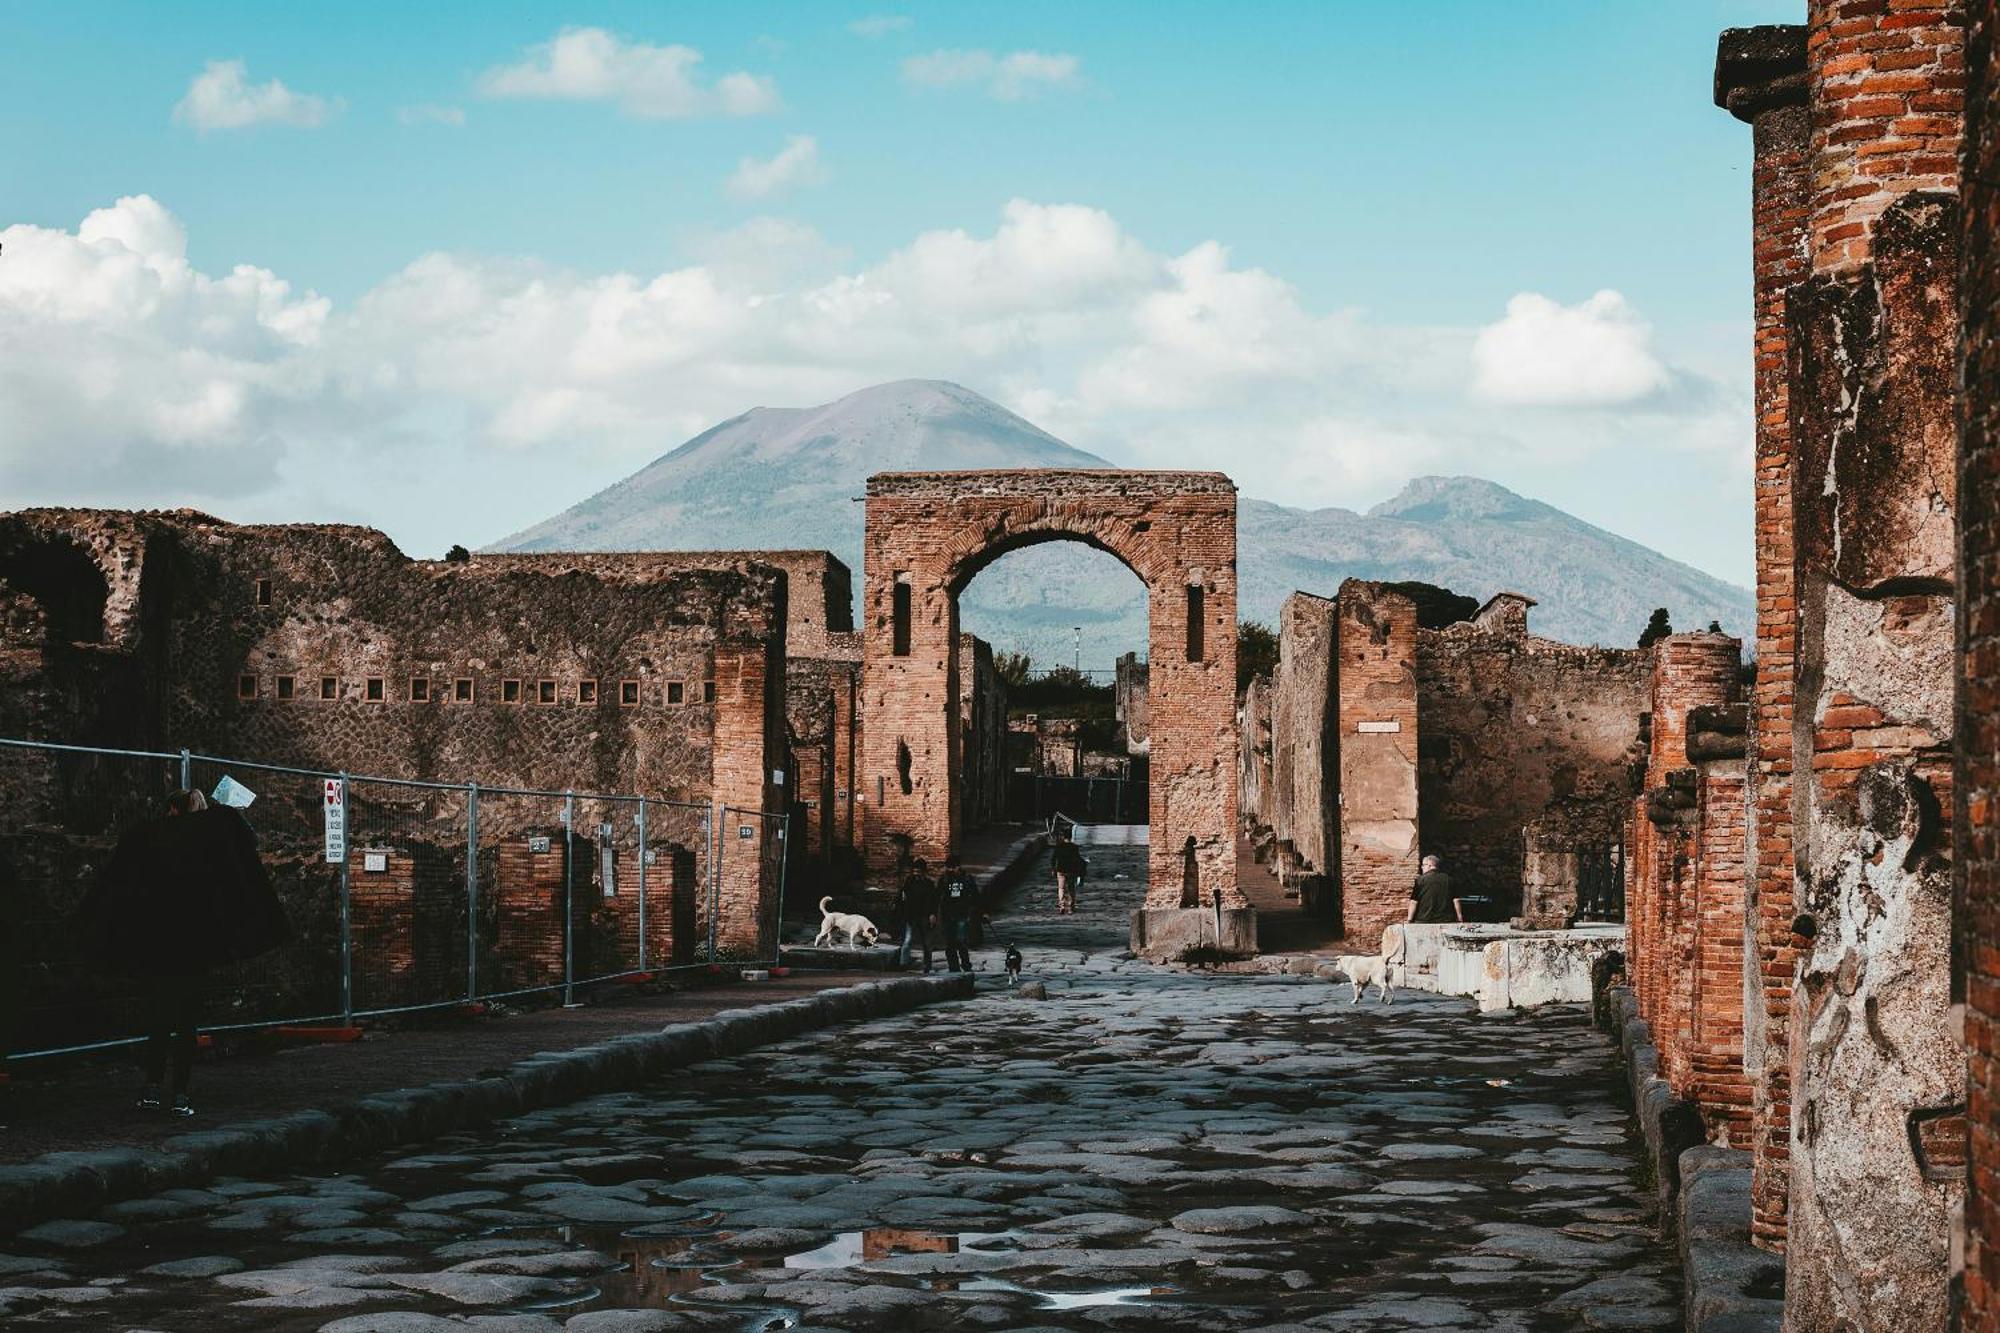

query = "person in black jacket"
[[894, 858, 938, 972], [1050, 832, 1086, 915], [935, 854, 981, 973], [82, 788, 288, 1117]]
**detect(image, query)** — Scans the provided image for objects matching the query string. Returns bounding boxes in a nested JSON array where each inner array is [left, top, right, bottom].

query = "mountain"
[[491, 380, 1753, 662]]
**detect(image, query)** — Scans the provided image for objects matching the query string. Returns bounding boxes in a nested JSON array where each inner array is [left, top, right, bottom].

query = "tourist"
[[894, 857, 938, 972], [1406, 854, 1464, 925], [935, 854, 981, 973], [1051, 831, 1086, 915], [80, 788, 288, 1117]]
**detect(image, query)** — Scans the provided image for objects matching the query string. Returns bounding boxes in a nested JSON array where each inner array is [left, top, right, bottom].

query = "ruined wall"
[[1115, 651, 1151, 753], [957, 634, 1010, 829], [1333, 581, 1420, 948], [1717, 20, 1814, 1253], [1415, 614, 1650, 919], [1239, 674, 1273, 843], [1272, 593, 1336, 888], [1782, 4, 1965, 1324], [862, 470, 1238, 904]]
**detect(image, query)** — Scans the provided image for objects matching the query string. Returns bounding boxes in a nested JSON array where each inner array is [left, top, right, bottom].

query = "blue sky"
[[1, 1, 1801, 583]]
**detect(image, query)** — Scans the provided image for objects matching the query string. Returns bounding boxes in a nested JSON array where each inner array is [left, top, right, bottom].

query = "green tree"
[[993, 651, 1032, 689], [1638, 607, 1673, 649], [1238, 619, 1279, 692]]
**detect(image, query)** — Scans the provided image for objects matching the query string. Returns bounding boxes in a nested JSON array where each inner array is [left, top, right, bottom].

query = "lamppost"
[[1072, 626, 1081, 674]]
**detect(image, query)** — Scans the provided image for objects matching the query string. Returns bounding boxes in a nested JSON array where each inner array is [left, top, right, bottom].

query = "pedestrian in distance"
[[935, 854, 981, 974], [1051, 829, 1087, 915], [79, 788, 288, 1118], [894, 856, 938, 973], [1406, 854, 1464, 926]]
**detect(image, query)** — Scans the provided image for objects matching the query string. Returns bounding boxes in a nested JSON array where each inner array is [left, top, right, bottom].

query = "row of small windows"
[[237, 675, 716, 707]]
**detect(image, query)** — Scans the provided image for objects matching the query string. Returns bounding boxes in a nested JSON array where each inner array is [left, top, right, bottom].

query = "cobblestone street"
[[0, 831, 1677, 1331]]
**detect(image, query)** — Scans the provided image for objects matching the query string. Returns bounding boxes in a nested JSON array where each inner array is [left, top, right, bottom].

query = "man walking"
[[894, 857, 938, 972], [936, 854, 981, 973], [1406, 854, 1464, 925], [1050, 830, 1086, 915]]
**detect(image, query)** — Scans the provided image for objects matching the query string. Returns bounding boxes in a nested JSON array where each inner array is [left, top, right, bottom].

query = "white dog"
[[814, 896, 882, 949], [1334, 924, 1406, 1005]]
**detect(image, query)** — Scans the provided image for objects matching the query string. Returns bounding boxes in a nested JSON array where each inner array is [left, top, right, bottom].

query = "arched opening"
[[956, 540, 1149, 828], [0, 534, 110, 645]]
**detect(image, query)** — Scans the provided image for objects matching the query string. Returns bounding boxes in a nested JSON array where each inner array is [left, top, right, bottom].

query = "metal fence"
[[0, 736, 787, 1064]]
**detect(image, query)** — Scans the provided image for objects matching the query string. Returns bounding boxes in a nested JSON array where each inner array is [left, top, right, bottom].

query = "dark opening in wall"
[[0, 535, 110, 644], [703, 680, 716, 704], [896, 739, 913, 795], [620, 679, 640, 706], [255, 578, 272, 607], [276, 675, 295, 701], [578, 680, 598, 705], [453, 677, 473, 702], [1186, 584, 1205, 662], [537, 679, 557, 705], [892, 581, 912, 657], [237, 674, 258, 700], [319, 676, 338, 701], [502, 679, 522, 704], [365, 677, 385, 702], [667, 680, 685, 705], [410, 677, 431, 703]]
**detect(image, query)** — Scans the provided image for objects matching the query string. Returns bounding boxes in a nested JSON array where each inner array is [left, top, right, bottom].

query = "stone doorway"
[[859, 470, 1248, 953]]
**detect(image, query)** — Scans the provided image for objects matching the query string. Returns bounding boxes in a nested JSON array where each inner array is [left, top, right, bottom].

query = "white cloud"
[[477, 27, 778, 119], [902, 49, 1081, 100], [727, 135, 828, 199], [173, 60, 334, 131], [397, 103, 466, 127], [849, 15, 912, 38], [0, 195, 1747, 579], [1470, 289, 1673, 406]]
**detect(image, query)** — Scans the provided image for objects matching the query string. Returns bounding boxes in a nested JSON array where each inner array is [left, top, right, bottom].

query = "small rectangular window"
[[410, 677, 431, 702], [666, 680, 685, 706], [365, 677, 385, 702], [892, 582, 912, 657], [254, 578, 272, 607], [276, 675, 295, 701], [502, 679, 522, 704], [620, 679, 640, 707], [537, 679, 557, 705], [703, 680, 716, 704], [578, 680, 598, 705], [1186, 584, 1205, 662], [453, 677, 473, 703], [237, 674, 259, 700], [319, 675, 339, 701]]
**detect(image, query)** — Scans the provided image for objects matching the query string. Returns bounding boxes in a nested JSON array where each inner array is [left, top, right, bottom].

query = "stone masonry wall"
[[1333, 581, 1420, 948], [861, 471, 1239, 906]]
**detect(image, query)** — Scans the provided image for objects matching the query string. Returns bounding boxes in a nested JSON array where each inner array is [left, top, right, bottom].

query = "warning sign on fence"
[[323, 778, 346, 864]]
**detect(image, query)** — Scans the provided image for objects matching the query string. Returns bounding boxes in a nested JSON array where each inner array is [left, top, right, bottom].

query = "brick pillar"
[[1786, 5, 1965, 1326], [1690, 705, 1753, 1146], [1333, 581, 1419, 948], [347, 846, 415, 1010], [1718, 21, 1813, 1253], [710, 638, 787, 957], [1957, 3, 2000, 1325]]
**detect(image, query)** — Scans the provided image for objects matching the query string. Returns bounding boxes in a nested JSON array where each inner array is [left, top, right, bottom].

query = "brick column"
[[1690, 704, 1753, 1145], [1957, 3, 2000, 1325], [1718, 21, 1813, 1253], [1785, 5, 1965, 1327], [710, 636, 787, 957], [1333, 581, 1420, 948]]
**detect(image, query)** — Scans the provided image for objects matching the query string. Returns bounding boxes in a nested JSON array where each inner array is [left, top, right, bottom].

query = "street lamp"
[[1072, 626, 1082, 673]]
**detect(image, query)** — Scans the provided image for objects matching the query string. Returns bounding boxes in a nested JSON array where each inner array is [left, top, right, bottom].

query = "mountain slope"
[[491, 381, 1752, 661]]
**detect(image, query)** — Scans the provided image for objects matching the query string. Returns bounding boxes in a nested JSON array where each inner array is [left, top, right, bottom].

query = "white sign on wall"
[[1356, 720, 1402, 734], [323, 778, 347, 864]]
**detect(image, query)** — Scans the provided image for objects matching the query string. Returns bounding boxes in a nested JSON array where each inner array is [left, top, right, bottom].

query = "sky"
[[0, 0, 1801, 585]]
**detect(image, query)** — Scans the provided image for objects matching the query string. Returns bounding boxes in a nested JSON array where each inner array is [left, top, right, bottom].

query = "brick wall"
[[1959, 2, 2000, 1326], [1333, 581, 1420, 949], [861, 470, 1240, 906], [1718, 21, 1815, 1254]]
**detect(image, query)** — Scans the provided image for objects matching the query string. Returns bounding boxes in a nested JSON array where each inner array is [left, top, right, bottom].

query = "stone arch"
[[0, 533, 111, 645], [860, 470, 1245, 926]]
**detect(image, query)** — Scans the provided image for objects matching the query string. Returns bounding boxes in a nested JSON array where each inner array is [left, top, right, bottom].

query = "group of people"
[[889, 854, 983, 973]]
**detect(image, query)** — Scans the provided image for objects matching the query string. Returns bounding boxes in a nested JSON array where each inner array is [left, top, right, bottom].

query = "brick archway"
[[861, 470, 1243, 919]]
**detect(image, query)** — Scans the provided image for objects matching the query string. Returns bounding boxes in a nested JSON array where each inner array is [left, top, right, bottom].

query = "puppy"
[[1004, 944, 1023, 985], [1333, 953, 1395, 1005], [814, 896, 882, 949]]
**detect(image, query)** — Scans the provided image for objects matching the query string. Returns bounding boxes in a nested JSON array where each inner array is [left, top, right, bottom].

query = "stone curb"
[[0, 973, 973, 1234], [1597, 984, 1782, 1333]]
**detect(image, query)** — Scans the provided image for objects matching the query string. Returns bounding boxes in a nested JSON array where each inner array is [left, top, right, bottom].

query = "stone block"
[[1128, 907, 1258, 961]]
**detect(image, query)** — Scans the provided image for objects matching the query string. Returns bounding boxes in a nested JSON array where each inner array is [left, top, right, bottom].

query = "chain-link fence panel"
[[716, 806, 791, 965]]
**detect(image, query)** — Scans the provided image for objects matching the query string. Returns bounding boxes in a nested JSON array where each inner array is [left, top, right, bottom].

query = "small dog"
[[1004, 944, 1023, 985], [814, 896, 882, 949]]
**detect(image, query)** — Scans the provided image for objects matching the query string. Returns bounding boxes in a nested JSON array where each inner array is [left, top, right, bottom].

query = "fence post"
[[636, 797, 649, 973], [562, 791, 576, 1007], [772, 812, 790, 968], [337, 771, 353, 1026], [707, 804, 721, 963], [179, 748, 191, 791], [465, 782, 479, 1004]]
